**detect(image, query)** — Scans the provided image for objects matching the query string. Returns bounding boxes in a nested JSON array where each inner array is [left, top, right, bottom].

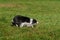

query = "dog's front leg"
[[31, 25, 33, 28], [20, 23, 25, 28]]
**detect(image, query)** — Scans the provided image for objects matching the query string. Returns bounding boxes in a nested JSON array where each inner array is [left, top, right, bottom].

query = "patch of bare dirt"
[[0, 4, 26, 8]]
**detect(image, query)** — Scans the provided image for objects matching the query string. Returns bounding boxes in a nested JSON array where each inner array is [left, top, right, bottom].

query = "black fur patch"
[[12, 15, 30, 27]]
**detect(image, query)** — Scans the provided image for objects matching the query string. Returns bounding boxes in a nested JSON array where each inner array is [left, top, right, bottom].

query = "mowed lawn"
[[0, 0, 60, 40]]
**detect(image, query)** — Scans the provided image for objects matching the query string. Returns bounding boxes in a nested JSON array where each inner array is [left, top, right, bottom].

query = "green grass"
[[0, 0, 60, 40]]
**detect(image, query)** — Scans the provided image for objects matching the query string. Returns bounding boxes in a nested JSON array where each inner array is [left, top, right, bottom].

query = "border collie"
[[11, 15, 38, 28]]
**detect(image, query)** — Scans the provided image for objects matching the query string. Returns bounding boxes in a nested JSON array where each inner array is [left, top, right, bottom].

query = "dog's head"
[[30, 19, 38, 25]]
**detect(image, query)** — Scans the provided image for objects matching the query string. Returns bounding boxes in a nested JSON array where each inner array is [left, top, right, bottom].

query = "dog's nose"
[[37, 22, 38, 24]]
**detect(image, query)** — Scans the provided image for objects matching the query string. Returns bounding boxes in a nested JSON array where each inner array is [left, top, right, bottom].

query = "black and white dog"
[[11, 15, 38, 28]]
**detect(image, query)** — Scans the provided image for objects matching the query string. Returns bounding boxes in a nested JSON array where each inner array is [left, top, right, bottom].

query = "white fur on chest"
[[20, 22, 33, 28]]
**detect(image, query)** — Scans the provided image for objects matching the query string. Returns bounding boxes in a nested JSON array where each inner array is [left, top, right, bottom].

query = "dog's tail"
[[11, 20, 15, 26]]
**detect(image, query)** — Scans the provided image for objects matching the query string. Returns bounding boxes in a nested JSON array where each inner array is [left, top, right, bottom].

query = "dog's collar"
[[30, 18, 33, 24]]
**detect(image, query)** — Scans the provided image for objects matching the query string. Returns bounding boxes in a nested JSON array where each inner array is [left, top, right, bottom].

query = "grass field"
[[0, 0, 60, 40]]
